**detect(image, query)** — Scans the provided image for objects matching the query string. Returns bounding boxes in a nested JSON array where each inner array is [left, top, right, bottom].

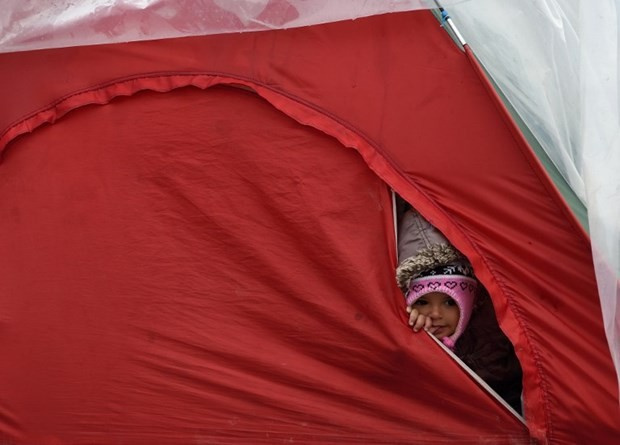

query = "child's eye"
[[444, 298, 457, 306], [413, 299, 428, 306]]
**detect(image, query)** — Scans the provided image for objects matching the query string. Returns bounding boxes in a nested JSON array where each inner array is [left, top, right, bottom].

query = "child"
[[396, 206, 523, 414], [404, 262, 477, 351]]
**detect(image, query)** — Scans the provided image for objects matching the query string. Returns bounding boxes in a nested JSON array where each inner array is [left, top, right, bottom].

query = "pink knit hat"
[[405, 268, 477, 350]]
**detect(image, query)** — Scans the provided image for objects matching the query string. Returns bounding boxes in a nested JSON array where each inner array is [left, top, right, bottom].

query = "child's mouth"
[[432, 326, 448, 337]]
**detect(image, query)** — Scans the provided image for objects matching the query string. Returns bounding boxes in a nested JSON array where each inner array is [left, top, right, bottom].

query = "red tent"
[[0, 10, 618, 444]]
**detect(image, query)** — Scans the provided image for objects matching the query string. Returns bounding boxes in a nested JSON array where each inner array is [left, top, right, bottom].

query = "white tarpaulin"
[[2, 0, 619, 387]]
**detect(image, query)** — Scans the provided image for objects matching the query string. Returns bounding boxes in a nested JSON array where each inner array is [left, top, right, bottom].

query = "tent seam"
[[462, 46, 558, 442]]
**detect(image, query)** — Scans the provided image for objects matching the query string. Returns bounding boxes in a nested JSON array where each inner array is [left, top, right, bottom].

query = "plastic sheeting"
[[0, 0, 618, 400], [448, 0, 620, 395], [0, 0, 466, 53]]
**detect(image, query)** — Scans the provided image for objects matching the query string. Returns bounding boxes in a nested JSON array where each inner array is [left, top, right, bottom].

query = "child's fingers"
[[424, 316, 433, 332], [407, 307, 430, 334], [412, 314, 427, 332], [408, 308, 418, 326]]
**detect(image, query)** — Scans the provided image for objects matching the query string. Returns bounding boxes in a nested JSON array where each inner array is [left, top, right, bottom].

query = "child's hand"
[[406, 306, 439, 334], [406, 305, 431, 332]]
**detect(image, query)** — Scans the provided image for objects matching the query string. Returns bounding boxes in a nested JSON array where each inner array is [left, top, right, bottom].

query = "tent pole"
[[433, 1, 467, 46], [392, 190, 399, 259]]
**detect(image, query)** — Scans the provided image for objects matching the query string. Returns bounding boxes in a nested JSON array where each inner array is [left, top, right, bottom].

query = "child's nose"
[[429, 304, 443, 318]]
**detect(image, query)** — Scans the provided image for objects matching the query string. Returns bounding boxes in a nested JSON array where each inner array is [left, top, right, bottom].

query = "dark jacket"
[[455, 288, 523, 413]]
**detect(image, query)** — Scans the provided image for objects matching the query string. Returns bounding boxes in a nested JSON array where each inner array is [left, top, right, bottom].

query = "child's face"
[[411, 292, 460, 339]]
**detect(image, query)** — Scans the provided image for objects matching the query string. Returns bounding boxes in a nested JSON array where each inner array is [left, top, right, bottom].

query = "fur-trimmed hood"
[[396, 209, 472, 292], [396, 243, 465, 292]]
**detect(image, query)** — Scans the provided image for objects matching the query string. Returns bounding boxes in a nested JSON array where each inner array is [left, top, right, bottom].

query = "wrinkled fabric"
[[0, 9, 618, 444], [0, 86, 529, 445]]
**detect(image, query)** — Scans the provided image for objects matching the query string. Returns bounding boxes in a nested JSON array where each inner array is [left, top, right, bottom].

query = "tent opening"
[[393, 193, 524, 418]]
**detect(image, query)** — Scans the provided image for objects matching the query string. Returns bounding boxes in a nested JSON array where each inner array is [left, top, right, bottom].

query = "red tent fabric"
[[0, 10, 618, 444]]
